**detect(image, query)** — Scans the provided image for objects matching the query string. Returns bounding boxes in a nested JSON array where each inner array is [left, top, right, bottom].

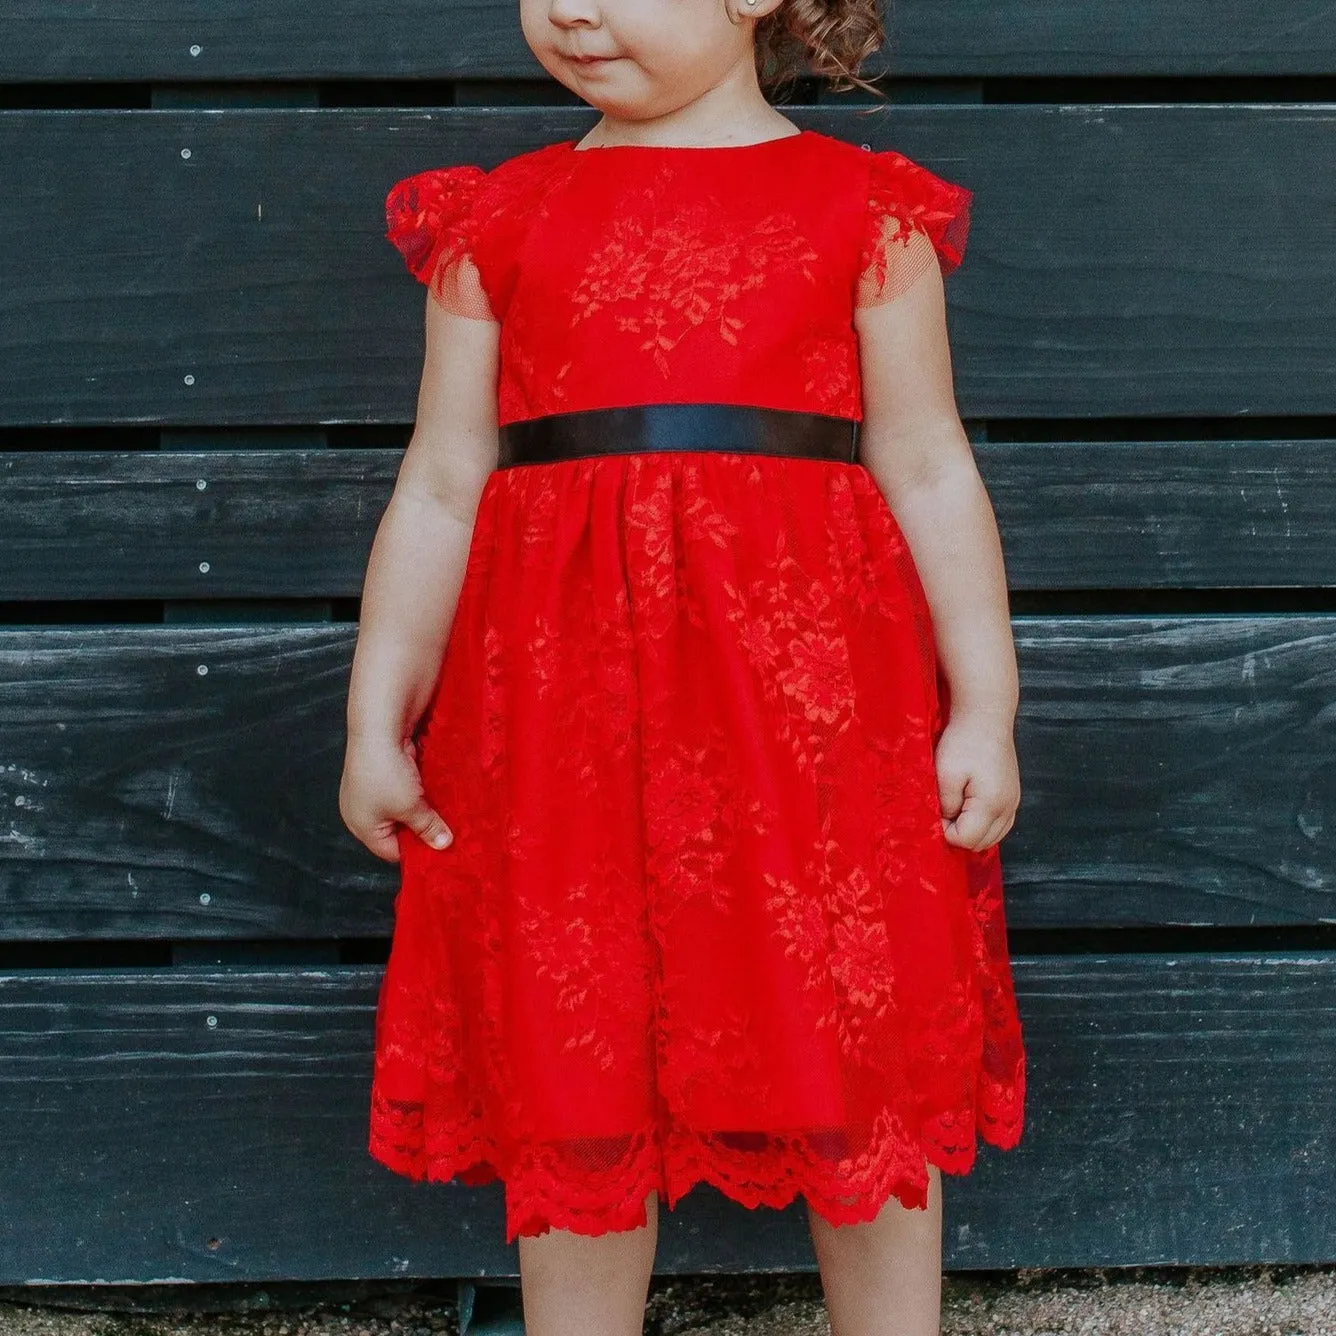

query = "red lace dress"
[[371, 128, 1026, 1243]]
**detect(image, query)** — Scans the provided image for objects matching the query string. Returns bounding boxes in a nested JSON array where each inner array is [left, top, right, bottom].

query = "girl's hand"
[[933, 709, 1020, 851], [339, 734, 453, 863]]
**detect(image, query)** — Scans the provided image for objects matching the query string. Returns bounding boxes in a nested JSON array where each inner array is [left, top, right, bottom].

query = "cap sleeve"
[[856, 149, 973, 308], [385, 165, 497, 322]]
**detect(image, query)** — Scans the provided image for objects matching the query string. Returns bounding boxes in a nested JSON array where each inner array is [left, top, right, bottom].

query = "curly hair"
[[750, 0, 889, 102]]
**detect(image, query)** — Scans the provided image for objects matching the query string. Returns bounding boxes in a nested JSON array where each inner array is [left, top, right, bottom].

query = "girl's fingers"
[[367, 829, 403, 863], [943, 797, 1013, 850], [400, 797, 454, 849]]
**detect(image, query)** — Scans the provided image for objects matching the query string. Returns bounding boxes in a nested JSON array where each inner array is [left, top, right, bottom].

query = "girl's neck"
[[579, 108, 798, 152]]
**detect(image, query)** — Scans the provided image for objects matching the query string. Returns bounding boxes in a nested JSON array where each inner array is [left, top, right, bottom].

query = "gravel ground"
[[2, 1268, 1335, 1336]]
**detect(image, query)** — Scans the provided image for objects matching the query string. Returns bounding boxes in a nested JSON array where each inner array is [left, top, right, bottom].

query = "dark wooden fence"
[[2, 0, 1335, 1284]]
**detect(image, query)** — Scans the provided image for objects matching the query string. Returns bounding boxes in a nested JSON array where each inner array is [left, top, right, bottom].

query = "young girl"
[[341, 0, 1026, 1331]]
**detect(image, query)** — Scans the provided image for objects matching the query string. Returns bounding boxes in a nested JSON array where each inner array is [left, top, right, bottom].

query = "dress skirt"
[[368, 448, 1027, 1243]]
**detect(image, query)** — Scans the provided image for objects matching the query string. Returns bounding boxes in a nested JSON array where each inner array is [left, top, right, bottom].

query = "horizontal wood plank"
[[0, 449, 394, 600], [4, 0, 1335, 81], [4, 439, 1336, 599], [0, 617, 1333, 939], [0, 954, 1331, 1278], [985, 437, 1336, 591], [1, 106, 1333, 424]]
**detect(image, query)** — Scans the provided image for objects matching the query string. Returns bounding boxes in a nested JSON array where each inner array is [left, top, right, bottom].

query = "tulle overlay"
[[368, 450, 1026, 1241]]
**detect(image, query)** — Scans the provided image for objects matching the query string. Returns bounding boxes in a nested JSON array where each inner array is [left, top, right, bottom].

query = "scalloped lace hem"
[[368, 1068, 1025, 1243]]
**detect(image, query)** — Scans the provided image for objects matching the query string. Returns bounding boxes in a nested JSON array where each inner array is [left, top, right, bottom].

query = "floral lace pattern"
[[384, 165, 495, 322], [857, 148, 973, 306], [368, 452, 1026, 1242], [383, 132, 973, 424], [565, 183, 821, 373]]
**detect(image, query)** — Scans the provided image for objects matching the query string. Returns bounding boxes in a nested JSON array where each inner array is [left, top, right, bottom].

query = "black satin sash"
[[497, 404, 860, 468]]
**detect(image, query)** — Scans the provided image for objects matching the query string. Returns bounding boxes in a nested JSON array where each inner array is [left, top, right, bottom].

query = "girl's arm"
[[341, 287, 500, 861], [854, 263, 1020, 850]]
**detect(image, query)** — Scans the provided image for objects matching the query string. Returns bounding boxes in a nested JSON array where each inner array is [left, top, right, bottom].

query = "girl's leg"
[[517, 1189, 659, 1336], [806, 1165, 943, 1336]]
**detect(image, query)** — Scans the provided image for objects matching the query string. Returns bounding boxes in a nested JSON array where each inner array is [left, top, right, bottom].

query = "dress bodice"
[[385, 130, 971, 428]]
